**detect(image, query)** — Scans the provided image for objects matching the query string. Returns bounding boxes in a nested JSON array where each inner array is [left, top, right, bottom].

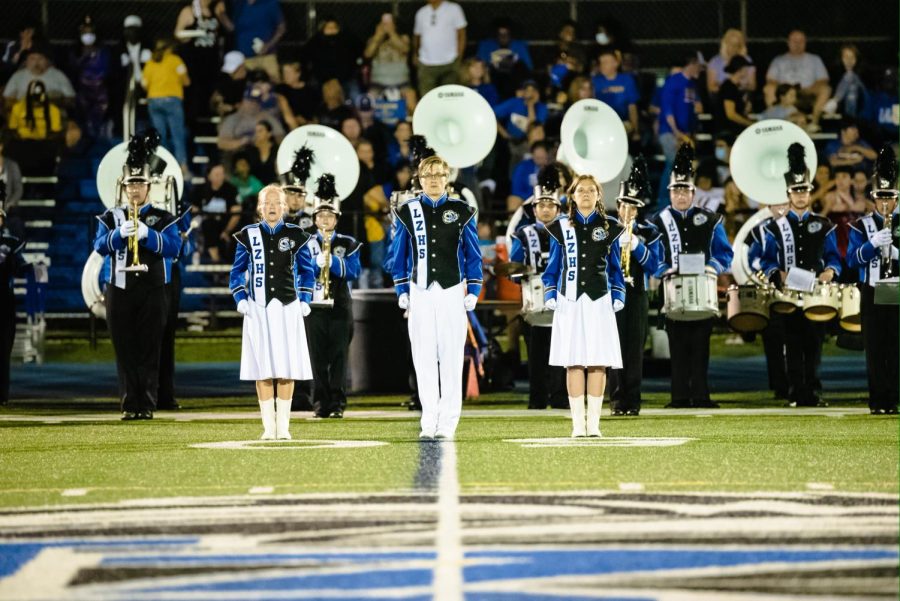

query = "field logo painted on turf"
[[190, 439, 388, 450]]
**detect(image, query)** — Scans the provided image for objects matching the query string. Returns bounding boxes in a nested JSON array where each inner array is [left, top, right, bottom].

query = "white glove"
[[870, 228, 893, 247], [613, 299, 625, 312], [137, 222, 149, 240], [704, 265, 718, 275], [464, 293, 478, 311], [118, 221, 136, 238], [618, 231, 633, 247], [545, 298, 557, 311], [398, 293, 409, 309], [237, 299, 250, 315], [315, 254, 327, 268], [300, 302, 311, 317]]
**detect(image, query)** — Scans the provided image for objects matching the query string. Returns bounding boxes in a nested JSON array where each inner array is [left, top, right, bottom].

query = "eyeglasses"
[[420, 172, 448, 180]]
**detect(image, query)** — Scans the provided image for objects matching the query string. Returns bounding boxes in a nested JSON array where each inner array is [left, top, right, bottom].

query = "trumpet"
[[122, 196, 148, 273], [881, 201, 893, 278], [619, 204, 636, 285], [312, 230, 335, 308]]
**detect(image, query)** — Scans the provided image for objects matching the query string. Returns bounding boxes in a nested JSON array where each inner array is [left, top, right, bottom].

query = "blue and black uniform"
[[651, 205, 733, 407], [847, 211, 899, 412], [760, 209, 842, 407], [93, 203, 181, 415], [0, 229, 28, 404]]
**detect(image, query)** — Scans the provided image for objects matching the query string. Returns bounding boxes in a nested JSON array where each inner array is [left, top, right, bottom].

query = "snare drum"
[[769, 287, 803, 314], [726, 284, 769, 332], [839, 285, 861, 332], [803, 282, 840, 322], [521, 276, 554, 326], [663, 273, 719, 321]]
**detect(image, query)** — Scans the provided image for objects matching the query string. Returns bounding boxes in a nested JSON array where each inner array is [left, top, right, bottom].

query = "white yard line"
[[434, 441, 463, 601]]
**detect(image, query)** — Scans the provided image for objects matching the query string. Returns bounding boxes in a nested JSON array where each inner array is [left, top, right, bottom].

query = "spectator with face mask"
[[71, 16, 111, 139], [6, 80, 64, 175]]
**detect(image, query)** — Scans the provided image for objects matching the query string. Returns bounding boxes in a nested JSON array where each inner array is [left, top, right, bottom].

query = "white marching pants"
[[408, 282, 468, 435]]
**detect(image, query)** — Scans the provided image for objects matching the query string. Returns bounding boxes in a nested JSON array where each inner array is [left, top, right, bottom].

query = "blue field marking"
[[463, 547, 899, 582], [0, 538, 198, 578]]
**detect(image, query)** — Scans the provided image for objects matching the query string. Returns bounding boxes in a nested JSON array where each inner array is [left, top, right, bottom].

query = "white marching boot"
[[275, 398, 293, 440], [258, 399, 276, 440], [569, 396, 587, 438], [586, 395, 603, 437]]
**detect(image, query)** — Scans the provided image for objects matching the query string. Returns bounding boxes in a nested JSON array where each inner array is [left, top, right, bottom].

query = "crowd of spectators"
[[0, 1, 897, 291]]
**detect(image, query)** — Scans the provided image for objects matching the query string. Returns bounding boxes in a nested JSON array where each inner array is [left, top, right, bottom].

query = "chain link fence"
[[5, 0, 896, 71]]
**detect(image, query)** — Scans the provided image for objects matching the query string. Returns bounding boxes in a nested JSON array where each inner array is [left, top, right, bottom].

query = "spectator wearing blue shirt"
[[591, 49, 639, 140], [233, 0, 285, 83], [495, 80, 548, 172], [656, 55, 702, 206], [509, 140, 551, 211], [862, 68, 898, 141], [475, 20, 533, 99], [460, 58, 500, 107], [825, 120, 877, 173]]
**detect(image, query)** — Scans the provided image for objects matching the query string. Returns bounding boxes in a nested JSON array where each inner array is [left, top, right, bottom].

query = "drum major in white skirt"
[[541, 210, 626, 368], [230, 219, 316, 381]]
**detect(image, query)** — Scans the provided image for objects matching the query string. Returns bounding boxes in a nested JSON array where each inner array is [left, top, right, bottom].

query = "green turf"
[[0, 410, 895, 509]]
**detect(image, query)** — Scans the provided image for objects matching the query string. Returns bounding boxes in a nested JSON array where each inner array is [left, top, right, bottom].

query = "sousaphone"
[[412, 84, 497, 169], [559, 98, 629, 186], [730, 119, 817, 205], [83, 143, 185, 319], [276, 125, 360, 200]]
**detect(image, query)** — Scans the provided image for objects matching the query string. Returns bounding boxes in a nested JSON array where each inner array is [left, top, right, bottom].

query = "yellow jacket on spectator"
[[142, 51, 188, 99], [8, 100, 62, 140]]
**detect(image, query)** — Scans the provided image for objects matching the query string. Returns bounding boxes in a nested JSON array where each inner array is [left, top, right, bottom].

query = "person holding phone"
[[365, 13, 411, 94]]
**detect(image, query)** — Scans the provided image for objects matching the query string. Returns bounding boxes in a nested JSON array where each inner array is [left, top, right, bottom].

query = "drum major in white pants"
[[408, 282, 468, 436]]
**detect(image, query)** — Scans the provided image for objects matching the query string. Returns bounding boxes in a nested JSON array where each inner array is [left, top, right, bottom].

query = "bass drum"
[[81, 251, 107, 320], [726, 284, 769, 333], [663, 273, 719, 321], [839, 284, 861, 332]]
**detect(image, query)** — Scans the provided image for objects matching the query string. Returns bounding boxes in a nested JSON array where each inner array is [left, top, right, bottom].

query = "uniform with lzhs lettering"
[[388, 193, 482, 438], [510, 221, 566, 409], [651, 205, 733, 407], [230, 220, 315, 381], [306, 231, 361, 417], [760, 210, 842, 406], [93, 204, 181, 414]]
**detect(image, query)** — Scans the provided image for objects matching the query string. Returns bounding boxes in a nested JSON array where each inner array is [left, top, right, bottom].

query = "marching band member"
[[0, 202, 28, 406], [542, 174, 626, 437], [281, 146, 316, 232], [306, 174, 362, 419], [761, 143, 842, 408], [608, 156, 663, 416], [157, 206, 195, 410], [92, 133, 181, 420], [388, 154, 483, 440], [847, 146, 898, 414], [509, 180, 567, 410], [651, 144, 733, 409], [230, 185, 315, 440], [505, 162, 572, 239], [747, 200, 790, 399]]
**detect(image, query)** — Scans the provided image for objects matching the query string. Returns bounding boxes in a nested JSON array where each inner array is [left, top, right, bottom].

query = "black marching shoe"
[[121, 411, 139, 421], [665, 400, 693, 408], [870, 407, 885, 415], [328, 410, 344, 419], [693, 400, 720, 409], [136, 410, 154, 420], [625, 409, 641, 416], [884, 406, 898, 415]]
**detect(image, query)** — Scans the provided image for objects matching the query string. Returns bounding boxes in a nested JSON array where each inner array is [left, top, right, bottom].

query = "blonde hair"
[[567, 76, 593, 104], [566, 174, 608, 229], [257, 184, 288, 219], [458, 57, 491, 85], [418, 155, 450, 176], [719, 29, 747, 60]]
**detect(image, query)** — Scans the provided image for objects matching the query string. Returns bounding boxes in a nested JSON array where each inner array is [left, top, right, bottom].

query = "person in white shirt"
[[412, 0, 467, 96], [765, 30, 831, 128]]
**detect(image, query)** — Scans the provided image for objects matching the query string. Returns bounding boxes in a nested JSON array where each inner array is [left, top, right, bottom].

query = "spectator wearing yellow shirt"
[[142, 39, 190, 174], [6, 80, 62, 175]]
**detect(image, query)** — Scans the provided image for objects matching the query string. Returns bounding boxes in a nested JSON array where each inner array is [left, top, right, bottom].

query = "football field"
[[0, 395, 897, 600]]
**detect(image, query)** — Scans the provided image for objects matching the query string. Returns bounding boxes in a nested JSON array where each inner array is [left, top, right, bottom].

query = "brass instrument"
[[122, 195, 148, 273], [312, 230, 334, 308], [620, 212, 634, 285], [881, 201, 893, 278]]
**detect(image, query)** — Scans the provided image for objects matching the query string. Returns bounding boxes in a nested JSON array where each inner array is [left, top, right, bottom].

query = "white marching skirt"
[[240, 299, 314, 381], [549, 293, 623, 368]]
